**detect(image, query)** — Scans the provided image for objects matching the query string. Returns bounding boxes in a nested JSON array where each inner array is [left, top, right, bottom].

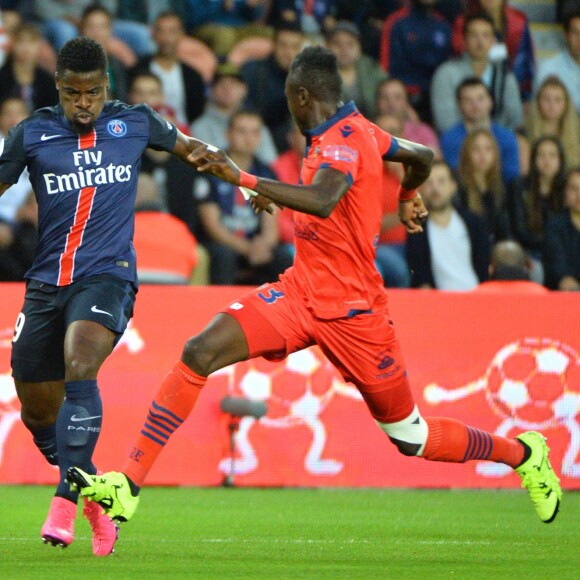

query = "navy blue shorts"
[[11, 274, 136, 382]]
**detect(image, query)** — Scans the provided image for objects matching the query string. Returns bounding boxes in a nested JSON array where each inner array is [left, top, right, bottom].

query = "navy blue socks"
[[31, 424, 58, 465], [55, 380, 102, 501]]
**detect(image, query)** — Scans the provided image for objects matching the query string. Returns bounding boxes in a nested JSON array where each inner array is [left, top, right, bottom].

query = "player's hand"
[[249, 194, 278, 215], [188, 143, 241, 185], [399, 193, 428, 234]]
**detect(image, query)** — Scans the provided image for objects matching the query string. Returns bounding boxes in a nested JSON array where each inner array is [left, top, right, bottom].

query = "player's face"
[[458, 86, 492, 123], [465, 21, 495, 60], [564, 172, 580, 213], [469, 134, 496, 173], [566, 18, 580, 60], [327, 32, 361, 68], [538, 85, 567, 122], [274, 31, 304, 72], [422, 165, 457, 210], [284, 77, 307, 133], [535, 141, 561, 180], [227, 115, 262, 155], [56, 69, 109, 133]]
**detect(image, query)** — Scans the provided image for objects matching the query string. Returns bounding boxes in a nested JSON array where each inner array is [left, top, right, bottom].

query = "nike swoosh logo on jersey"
[[40, 133, 61, 141], [91, 305, 114, 317], [71, 414, 102, 422]]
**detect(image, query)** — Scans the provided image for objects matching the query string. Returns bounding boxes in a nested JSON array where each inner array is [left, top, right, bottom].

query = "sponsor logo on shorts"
[[91, 305, 113, 317], [229, 302, 244, 310]]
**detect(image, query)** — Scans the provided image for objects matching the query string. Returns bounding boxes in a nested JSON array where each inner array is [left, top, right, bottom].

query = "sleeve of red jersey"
[[372, 124, 400, 160]]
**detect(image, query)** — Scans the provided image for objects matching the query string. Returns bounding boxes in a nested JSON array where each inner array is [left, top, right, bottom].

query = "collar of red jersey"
[[304, 101, 358, 138]]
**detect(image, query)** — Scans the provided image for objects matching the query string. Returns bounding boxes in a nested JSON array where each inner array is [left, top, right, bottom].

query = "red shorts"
[[221, 280, 415, 423]]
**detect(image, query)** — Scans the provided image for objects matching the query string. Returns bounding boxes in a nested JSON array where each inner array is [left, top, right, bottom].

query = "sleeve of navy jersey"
[[0, 120, 28, 184], [138, 104, 178, 151]]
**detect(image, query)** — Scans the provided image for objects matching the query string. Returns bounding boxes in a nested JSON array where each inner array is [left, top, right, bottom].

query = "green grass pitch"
[[0, 486, 578, 579]]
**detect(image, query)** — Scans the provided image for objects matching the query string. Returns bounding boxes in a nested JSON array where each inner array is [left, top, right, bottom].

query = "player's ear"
[[297, 86, 309, 106], [105, 73, 110, 89], [55, 72, 60, 90]]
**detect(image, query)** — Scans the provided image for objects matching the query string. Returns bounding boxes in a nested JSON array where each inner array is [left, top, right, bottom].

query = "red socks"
[[123, 361, 206, 487], [423, 417, 525, 467]]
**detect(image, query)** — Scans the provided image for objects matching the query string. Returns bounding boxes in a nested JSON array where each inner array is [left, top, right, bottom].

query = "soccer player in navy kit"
[[0, 37, 216, 555]]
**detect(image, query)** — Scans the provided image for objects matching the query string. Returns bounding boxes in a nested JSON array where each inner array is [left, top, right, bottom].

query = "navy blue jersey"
[[0, 101, 177, 286]]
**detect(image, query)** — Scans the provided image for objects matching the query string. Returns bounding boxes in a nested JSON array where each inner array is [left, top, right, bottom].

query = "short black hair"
[[57, 37, 108, 76], [288, 46, 342, 103], [463, 11, 495, 35], [455, 76, 491, 102]]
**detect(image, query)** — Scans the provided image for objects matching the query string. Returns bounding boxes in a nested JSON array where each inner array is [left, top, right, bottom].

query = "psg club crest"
[[107, 119, 127, 137]]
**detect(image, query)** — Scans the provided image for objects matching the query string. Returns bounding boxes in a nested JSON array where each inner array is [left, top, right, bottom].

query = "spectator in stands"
[[241, 20, 304, 153], [0, 23, 58, 111], [268, 0, 337, 37], [133, 173, 201, 285], [35, 0, 154, 57], [132, 11, 206, 126], [457, 127, 513, 243], [473, 240, 549, 293], [380, 0, 452, 123], [431, 12, 523, 132], [187, 0, 271, 58], [271, 121, 305, 254], [127, 72, 199, 236], [372, 113, 411, 288], [79, 5, 130, 101], [326, 20, 386, 118], [406, 160, 490, 290], [509, 136, 566, 284], [526, 76, 579, 170], [193, 110, 293, 285], [375, 78, 441, 157], [535, 9, 580, 113], [440, 77, 520, 183], [452, 0, 535, 102], [0, 97, 32, 224], [191, 63, 278, 166], [0, 190, 37, 281], [543, 168, 580, 291]]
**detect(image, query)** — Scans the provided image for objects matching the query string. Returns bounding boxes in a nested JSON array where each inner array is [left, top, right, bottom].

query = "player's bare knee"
[[377, 406, 428, 457], [20, 407, 58, 431], [65, 356, 100, 380], [181, 336, 213, 376]]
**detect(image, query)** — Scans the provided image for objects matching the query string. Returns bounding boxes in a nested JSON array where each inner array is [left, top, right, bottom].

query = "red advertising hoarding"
[[0, 284, 578, 489]]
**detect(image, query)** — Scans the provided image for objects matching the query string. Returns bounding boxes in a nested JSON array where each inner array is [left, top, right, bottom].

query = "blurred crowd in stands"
[[0, 0, 578, 291]]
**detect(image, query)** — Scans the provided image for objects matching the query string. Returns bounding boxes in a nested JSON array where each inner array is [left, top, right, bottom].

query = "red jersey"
[[282, 102, 399, 319]]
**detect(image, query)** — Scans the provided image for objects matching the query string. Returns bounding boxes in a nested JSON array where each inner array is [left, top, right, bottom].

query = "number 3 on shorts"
[[13, 313, 25, 342]]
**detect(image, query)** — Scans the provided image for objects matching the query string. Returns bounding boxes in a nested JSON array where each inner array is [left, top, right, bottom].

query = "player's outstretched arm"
[[388, 138, 434, 234], [187, 142, 350, 218], [389, 137, 434, 192]]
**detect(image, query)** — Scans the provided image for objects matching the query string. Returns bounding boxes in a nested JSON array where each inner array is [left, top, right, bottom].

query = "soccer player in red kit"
[[69, 46, 562, 527]]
